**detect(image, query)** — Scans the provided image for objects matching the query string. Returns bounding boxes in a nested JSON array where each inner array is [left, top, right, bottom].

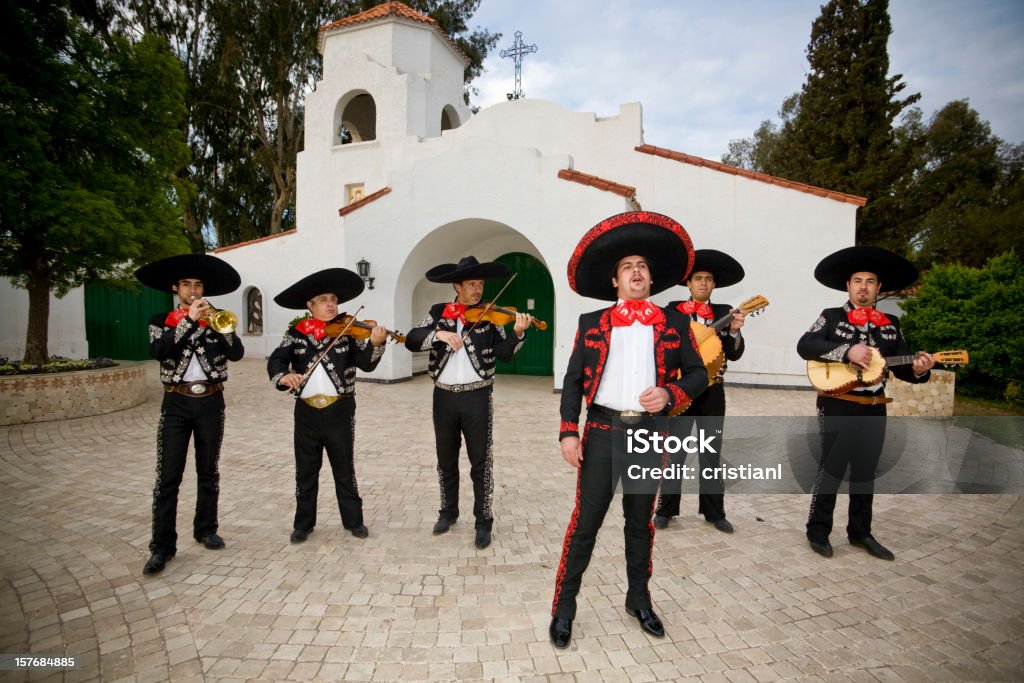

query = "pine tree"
[[767, 0, 919, 250]]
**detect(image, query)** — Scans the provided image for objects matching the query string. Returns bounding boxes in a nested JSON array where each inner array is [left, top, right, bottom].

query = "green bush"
[[901, 252, 1024, 399]]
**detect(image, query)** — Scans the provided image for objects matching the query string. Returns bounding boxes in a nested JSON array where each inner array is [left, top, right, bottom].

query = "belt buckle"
[[619, 409, 643, 425], [189, 383, 208, 395], [451, 385, 463, 393], [311, 395, 329, 409]]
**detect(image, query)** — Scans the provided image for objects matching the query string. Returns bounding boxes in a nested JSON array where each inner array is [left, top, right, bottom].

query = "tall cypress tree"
[[768, 0, 919, 250]]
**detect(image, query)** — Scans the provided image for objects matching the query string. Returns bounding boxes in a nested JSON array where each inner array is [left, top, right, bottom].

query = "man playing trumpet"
[[134, 254, 245, 575]]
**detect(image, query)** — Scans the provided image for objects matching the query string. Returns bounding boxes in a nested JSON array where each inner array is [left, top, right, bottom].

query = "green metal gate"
[[85, 283, 173, 360], [483, 252, 554, 375]]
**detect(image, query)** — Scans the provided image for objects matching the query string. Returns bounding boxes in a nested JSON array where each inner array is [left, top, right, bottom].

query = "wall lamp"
[[356, 258, 375, 290]]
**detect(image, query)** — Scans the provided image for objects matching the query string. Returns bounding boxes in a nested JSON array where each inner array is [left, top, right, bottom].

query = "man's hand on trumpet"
[[188, 296, 210, 322]]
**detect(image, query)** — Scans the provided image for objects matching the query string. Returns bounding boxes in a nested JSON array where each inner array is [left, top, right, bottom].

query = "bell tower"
[[308, 2, 472, 147]]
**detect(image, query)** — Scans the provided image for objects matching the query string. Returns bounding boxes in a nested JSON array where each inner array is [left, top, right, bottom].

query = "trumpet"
[[192, 297, 238, 334]]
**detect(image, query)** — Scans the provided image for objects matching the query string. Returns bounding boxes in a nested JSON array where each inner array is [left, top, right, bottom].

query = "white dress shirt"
[[593, 303, 656, 411]]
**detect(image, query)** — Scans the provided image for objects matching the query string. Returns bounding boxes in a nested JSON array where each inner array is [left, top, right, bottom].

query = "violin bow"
[[290, 305, 363, 396], [462, 272, 517, 341]]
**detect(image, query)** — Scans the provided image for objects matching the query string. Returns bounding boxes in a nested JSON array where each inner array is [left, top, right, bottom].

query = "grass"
[[953, 395, 1024, 450]]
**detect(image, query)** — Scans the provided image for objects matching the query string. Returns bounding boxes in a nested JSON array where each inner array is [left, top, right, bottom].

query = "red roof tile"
[[338, 186, 392, 217], [319, 2, 469, 65], [634, 144, 867, 207], [214, 229, 297, 253]]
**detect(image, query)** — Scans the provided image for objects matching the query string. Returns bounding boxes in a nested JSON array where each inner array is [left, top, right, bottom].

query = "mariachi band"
[[135, 210, 946, 649]]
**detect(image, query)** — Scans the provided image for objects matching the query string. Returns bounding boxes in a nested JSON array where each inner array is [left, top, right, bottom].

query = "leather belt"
[[166, 381, 223, 397], [300, 394, 349, 409], [435, 378, 493, 393], [589, 403, 654, 419], [820, 392, 893, 405]]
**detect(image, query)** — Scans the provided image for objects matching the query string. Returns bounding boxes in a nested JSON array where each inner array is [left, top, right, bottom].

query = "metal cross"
[[500, 31, 537, 101]]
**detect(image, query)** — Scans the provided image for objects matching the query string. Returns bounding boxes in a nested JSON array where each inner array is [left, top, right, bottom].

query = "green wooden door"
[[482, 252, 554, 375], [85, 283, 173, 360]]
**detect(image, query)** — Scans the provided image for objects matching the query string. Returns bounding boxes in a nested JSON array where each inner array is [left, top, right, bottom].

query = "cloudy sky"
[[468, 0, 1024, 161]]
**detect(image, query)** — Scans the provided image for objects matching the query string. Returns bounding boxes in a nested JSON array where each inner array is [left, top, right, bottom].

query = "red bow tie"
[[296, 318, 326, 340], [442, 302, 467, 323], [165, 307, 207, 328], [610, 300, 665, 327], [847, 307, 891, 327], [678, 300, 713, 320]]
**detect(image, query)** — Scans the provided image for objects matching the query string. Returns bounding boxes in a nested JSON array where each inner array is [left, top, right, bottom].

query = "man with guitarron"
[[797, 246, 935, 561], [655, 249, 746, 534]]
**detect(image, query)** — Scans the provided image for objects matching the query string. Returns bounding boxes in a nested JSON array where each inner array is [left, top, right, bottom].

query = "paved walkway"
[[0, 358, 1021, 681]]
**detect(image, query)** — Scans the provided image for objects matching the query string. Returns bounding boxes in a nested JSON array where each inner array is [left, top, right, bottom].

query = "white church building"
[[3, 1, 866, 388]]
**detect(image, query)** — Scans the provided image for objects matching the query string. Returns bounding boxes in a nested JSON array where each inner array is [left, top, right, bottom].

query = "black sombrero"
[[425, 256, 512, 283], [134, 254, 241, 296], [814, 246, 918, 292], [274, 268, 365, 310], [686, 249, 745, 288], [567, 211, 694, 301]]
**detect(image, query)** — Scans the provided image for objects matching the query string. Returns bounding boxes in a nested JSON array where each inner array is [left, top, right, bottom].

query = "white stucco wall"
[[0, 280, 87, 360]]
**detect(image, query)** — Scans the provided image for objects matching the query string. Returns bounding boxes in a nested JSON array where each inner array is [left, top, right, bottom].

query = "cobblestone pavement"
[[1, 358, 1021, 682]]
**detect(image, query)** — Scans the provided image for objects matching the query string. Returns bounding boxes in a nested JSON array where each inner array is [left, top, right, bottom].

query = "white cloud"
[[469, 0, 1024, 159]]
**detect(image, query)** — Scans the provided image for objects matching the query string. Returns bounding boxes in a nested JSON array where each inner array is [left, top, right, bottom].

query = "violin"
[[324, 314, 406, 343], [463, 303, 548, 330]]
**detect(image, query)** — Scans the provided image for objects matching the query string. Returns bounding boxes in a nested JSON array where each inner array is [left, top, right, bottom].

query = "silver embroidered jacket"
[[267, 326, 386, 395], [404, 303, 525, 382], [796, 301, 930, 388], [149, 312, 245, 385]]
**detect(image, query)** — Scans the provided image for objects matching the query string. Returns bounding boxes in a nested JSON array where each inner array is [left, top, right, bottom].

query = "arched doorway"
[[483, 252, 554, 375]]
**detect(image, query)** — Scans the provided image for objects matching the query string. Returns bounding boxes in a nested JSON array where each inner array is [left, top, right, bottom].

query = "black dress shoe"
[[809, 539, 834, 558], [653, 515, 670, 530], [143, 553, 172, 575], [196, 533, 225, 550], [625, 607, 665, 637], [850, 535, 895, 560], [549, 617, 572, 649], [350, 524, 368, 539], [432, 517, 455, 535], [474, 528, 491, 549], [709, 517, 734, 533], [290, 528, 311, 543]]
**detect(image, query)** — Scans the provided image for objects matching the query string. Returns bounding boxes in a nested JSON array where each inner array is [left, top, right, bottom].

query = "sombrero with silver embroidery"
[[686, 249, 745, 288], [814, 246, 918, 292], [274, 268, 365, 309], [134, 254, 241, 296], [567, 211, 694, 301], [425, 256, 512, 283]]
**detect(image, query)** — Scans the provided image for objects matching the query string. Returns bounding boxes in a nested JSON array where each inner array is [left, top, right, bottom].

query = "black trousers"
[[293, 397, 363, 532], [552, 415, 657, 620], [806, 395, 887, 543], [432, 385, 494, 530], [150, 391, 225, 555], [656, 382, 726, 521]]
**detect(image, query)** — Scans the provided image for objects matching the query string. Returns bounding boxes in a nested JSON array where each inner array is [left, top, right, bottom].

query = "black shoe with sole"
[[809, 539, 834, 558], [549, 617, 572, 648], [625, 607, 665, 637], [849, 535, 894, 560], [350, 524, 368, 539], [143, 553, 173, 575], [290, 528, 311, 544], [196, 533, 225, 550], [432, 517, 455, 535]]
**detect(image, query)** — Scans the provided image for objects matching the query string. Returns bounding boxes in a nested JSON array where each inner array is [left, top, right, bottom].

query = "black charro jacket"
[[404, 302, 524, 382], [558, 305, 708, 440], [149, 310, 245, 385]]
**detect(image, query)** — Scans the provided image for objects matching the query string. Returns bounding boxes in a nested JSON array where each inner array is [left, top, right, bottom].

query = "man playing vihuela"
[[797, 246, 935, 561]]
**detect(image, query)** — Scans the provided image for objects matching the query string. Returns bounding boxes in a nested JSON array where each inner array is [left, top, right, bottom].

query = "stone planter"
[[888, 368, 956, 417], [0, 361, 149, 426]]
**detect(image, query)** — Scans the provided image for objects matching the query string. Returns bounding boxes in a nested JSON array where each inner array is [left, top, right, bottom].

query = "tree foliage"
[[0, 0, 190, 364], [900, 252, 1024, 401], [109, 0, 499, 247], [893, 101, 1024, 268]]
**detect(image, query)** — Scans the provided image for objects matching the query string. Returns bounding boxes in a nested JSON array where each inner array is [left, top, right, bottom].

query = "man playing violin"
[[797, 246, 935, 561], [268, 268, 387, 543], [134, 254, 245, 576], [655, 249, 746, 534], [550, 212, 707, 649], [405, 256, 533, 550]]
